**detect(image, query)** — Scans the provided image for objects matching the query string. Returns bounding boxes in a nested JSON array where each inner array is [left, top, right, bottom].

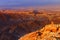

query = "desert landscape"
[[0, 0, 60, 40], [0, 9, 60, 40]]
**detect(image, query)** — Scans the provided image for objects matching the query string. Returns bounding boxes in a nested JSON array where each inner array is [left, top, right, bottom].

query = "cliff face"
[[0, 10, 60, 40], [0, 10, 51, 40], [19, 23, 60, 40]]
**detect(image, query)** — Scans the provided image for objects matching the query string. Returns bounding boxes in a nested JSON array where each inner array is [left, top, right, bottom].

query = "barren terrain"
[[0, 9, 60, 40]]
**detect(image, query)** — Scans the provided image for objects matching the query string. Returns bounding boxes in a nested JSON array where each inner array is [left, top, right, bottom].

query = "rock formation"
[[19, 22, 60, 40]]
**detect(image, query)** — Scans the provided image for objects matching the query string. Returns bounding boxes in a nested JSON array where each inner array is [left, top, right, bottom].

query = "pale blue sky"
[[0, 0, 60, 9]]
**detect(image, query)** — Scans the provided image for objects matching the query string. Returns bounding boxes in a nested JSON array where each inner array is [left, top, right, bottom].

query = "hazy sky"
[[0, 0, 60, 9]]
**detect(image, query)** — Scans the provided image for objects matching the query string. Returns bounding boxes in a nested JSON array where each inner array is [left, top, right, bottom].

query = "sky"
[[0, 0, 60, 9]]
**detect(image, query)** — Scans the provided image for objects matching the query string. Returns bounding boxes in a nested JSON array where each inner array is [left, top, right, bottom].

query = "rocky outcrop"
[[19, 23, 60, 40]]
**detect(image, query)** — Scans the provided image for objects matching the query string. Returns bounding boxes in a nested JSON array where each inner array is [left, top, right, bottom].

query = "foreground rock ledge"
[[19, 22, 60, 40]]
